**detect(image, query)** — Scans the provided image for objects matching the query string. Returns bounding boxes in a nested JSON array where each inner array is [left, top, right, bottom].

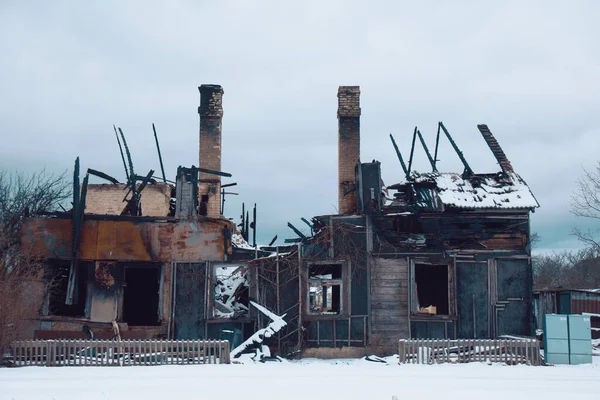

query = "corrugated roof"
[[413, 172, 539, 210]]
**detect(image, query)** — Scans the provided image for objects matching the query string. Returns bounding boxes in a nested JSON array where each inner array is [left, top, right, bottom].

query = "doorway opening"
[[123, 264, 161, 326]]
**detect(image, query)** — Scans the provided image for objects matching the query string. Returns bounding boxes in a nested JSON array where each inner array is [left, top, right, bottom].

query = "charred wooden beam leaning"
[[389, 133, 409, 177], [438, 121, 474, 176], [87, 168, 119, 184]]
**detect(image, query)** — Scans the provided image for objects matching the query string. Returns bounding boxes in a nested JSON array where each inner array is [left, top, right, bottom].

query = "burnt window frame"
[[306, 262, 347, 316], [45, 260, 92, 318], [410, 261, 453, 317]]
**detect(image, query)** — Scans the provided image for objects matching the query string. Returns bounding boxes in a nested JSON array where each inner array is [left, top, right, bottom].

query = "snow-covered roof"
[[413, 172, 539, 210]]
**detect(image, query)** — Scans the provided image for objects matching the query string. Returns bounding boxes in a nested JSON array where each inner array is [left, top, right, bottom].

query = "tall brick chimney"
[[337, 86, 361, 215], [198, 84, 224, 217]]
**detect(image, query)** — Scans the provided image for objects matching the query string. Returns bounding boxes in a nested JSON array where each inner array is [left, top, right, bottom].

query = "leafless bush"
[[533, 248, 600, 290], [0, 169, 70, 356], [571, 162, 600, 253]]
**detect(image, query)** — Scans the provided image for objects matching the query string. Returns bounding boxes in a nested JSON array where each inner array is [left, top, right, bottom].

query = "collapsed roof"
[[386, 122, 539, 213], [408, 171, 539, 210]]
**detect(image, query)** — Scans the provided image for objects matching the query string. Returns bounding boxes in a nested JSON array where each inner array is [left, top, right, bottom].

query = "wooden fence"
[[399, 339, 541, 365], [7, 339, 230, 367]]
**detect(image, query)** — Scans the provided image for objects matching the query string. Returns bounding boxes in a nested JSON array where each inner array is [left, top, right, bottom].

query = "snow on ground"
[[1, 356, 599, 400]]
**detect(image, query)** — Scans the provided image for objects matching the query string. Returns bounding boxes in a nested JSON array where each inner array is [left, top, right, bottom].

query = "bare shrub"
[[0, 169, 70, 357]]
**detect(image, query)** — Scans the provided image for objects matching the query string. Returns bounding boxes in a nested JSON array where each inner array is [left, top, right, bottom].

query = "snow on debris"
[[230, 301, 287, 359], [213, 265, 249, 318], [231, 232, 255, 249], [415, 172, 539, 209]]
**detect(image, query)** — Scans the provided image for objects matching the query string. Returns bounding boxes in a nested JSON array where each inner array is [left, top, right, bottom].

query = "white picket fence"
[[399, 338, 541, 365], [7, 339, 230, 367]]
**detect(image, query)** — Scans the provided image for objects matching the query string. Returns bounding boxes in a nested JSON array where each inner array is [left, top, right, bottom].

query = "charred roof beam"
[[389, 133, 409, 179], [416, 129, 437, 173], [438, 121, 474, 176], [87, 168, 119, 184]]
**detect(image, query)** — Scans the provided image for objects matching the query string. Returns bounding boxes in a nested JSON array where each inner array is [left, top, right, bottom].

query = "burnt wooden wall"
[[370, 257, 409, 345]]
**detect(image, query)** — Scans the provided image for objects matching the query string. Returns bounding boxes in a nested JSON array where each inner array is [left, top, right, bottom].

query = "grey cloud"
[[1, 0, 599, 247]]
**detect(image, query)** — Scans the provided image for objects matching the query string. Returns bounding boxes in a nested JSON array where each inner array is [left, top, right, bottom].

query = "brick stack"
[[198, 84, 224, 217], [337, 86, 361, 215]]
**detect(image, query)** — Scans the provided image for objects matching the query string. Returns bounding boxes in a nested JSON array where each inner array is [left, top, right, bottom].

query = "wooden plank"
[[371, 309, 408, 319], [371, 324, 409, 333], [370, 279, 407, 287], [371, 292, 408, 302]]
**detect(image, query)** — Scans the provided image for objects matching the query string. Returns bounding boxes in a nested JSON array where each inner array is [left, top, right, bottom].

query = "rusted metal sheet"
[[571, 291, 600, 314], [22, 217, 233, 262]]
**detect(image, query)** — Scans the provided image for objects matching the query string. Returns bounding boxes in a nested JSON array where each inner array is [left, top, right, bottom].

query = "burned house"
[[249, 86, 540, 356], [19, 84, 539, 358], [20, 85, 259, 342]]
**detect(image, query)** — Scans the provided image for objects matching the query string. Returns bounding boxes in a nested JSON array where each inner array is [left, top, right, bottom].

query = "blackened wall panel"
[[496, 259, 532, 336], [174, 262, 206, 339], [456, 262, 489, 338]]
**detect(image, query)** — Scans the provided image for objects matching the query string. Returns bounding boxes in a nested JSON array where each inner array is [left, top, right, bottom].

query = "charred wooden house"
[[250, 86, 540, 357], [19, 84, 539, 358], [20, 85, 261, 341]]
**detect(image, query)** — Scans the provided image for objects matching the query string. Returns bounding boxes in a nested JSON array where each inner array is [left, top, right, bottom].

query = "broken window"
[[122, 264, 161, 326], [212, 264, 249, 318], [412, 264, 449, 315], [308, 264, 343, 315], [48, 260, 89, 317]]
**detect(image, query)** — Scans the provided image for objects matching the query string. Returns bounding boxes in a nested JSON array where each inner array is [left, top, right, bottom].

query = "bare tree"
[[0, 169, 70, 358], [571, 162, 600, 253], [533, 248, 600, 290]]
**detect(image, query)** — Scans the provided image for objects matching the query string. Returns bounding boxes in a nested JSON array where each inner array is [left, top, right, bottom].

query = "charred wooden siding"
[[370, 258, 409, 345]]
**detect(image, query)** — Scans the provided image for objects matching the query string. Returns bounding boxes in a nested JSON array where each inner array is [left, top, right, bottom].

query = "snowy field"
[[1, 356, 599, 400]]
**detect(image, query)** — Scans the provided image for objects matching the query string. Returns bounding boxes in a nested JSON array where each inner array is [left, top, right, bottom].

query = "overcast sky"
[[1, 1, 599, 251]]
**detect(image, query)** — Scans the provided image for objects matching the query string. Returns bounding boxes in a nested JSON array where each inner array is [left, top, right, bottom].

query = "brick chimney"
[[337, 86, 361, 214], [477, 124, 514, 174], [198, 84, 224, 217]]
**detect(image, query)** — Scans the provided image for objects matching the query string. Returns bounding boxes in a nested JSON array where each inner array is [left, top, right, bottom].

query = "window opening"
[[48, 260, 88, 317], [413, 264, 449, 315], [123, 265, 160, 326], [199, 194, 209, 216], [213, 264, 249, 318], [308, 264, 342, 315]]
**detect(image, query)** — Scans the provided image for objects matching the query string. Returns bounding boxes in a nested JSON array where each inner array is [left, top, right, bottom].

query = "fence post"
[[398, 340, 405, 364], [46, 341, 51, 367]]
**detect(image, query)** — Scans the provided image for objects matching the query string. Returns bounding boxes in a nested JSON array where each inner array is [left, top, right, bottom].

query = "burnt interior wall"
[[372, 212, 531, 254], [85, 184, 171, 216]]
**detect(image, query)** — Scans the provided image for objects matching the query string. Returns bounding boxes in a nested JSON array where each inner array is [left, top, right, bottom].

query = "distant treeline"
[[533, 247, 600, 290]]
